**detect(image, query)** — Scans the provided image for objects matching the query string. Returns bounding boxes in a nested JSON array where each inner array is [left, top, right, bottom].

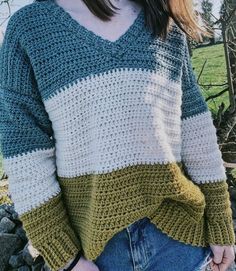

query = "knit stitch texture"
[[0, 1, 235, 270]]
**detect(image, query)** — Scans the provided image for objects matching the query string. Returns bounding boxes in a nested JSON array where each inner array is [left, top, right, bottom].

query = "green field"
[[0, 43, 229, 179], [191, 43, 229, 113]]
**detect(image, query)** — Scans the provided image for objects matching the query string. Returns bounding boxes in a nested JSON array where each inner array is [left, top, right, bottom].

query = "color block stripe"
[[0, 86, 54, 158], [181, 110, 227, 184], [181, 88, 208, 119], [57, 161, 207, 259], [44, 69, 182, 177], [56, 162, 234, 261], [180, 33, 209, 120], [3, 147, 61, 215]]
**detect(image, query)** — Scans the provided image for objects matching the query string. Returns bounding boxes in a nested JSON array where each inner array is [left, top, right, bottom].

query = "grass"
[[191, 43, 229, 114]]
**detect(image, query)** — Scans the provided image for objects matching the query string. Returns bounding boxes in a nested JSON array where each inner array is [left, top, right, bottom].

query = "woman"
[[0, 0, 235, 270]]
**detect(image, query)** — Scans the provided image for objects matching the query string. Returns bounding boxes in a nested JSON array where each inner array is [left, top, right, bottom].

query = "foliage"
[[232, 168, 236, 179], [201, 0, 214, 24]]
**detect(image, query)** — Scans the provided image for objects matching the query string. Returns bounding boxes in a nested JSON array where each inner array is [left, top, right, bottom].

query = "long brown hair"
[[79, 0, 212, 42]]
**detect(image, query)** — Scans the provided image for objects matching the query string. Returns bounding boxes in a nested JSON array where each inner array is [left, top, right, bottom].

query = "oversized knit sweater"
[[0, 0, 235, 270]]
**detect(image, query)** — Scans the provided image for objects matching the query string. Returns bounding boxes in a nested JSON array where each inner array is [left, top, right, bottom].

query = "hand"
[[59, 255, 100, 271], [73, 255, 100, 271], [208, 244, 235, 271]]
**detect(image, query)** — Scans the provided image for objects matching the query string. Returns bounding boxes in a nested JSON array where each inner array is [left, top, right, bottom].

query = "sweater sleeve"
[[180, 34, 235, 246], [0, 14, 82, 271]]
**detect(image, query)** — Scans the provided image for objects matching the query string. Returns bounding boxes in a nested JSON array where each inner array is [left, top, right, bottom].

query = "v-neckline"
[[45, 0, 145, 58]]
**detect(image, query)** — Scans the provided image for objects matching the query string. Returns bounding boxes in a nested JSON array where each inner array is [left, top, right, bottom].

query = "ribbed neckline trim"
[[44, 0, 146, 58]]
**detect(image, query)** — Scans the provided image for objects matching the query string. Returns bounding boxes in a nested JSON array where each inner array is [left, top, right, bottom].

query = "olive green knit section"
[[20, 193, 82, 271], [57, 162, 235, 262], [19, 162, 235, 268], [196, 180, 235, 245]]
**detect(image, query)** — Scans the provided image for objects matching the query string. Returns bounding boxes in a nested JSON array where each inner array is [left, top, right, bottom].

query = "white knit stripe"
[[3, 147, 61, 215], [44, 68, 182, 177], [181, 110, 227, 184]]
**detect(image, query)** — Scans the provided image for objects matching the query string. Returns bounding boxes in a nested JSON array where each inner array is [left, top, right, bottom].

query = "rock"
[[0, 233, 22, 271], [41, 263, 51, 271], [231, 205, 236, 219], [0, 208, 11, 220], [229, 186, 236, 201], [22, 242, 40, 266], [9, 252, 25, 268], [4, 204, 15, 214], [17, 266, 31, 271], [0, 204, 9, 210], [15, 226, 28, 244], [11, 210, 19, 221], [32, 261, 44, 271], [0, 217, 15, 233]]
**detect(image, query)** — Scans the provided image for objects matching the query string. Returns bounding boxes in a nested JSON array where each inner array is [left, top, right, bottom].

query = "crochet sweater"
[[0, 1, 235, 270]]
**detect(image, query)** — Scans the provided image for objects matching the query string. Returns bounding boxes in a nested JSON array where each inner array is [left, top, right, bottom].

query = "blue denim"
[[93, 217, 213, 271]]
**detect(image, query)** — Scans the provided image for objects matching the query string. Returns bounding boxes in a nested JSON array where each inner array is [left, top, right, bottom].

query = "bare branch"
[[205, 88, 229, 102]]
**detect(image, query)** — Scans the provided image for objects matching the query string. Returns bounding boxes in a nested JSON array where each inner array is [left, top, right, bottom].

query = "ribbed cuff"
[[206, 215, 235, 246], [19, 192, 82, 271], [197, 180, 236, 246], [39, 224, 82, 271]]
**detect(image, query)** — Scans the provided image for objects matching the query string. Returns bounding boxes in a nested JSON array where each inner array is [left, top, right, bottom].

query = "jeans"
[[93, 217, 213, 271]]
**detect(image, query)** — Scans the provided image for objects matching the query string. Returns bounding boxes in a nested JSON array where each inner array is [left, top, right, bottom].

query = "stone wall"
[[0, 204, 50, 271]]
